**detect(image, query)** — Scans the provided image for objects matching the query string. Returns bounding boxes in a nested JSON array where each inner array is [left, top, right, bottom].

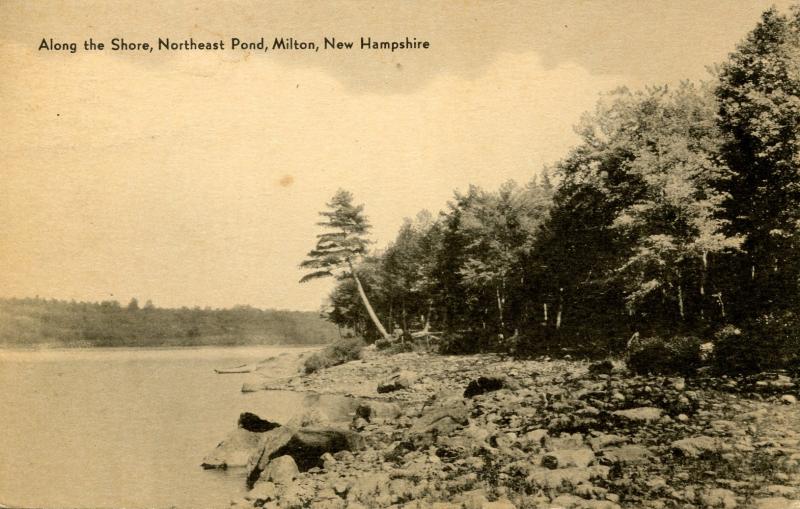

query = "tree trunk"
[[543, 302, 548, 324], [496, 286, 505, 332], [555, 287, 563, 329], [715, 292, 726, 319], [699, 251, 708, 320], [677, 283, 685, 320], [347, 259, 391, 340]]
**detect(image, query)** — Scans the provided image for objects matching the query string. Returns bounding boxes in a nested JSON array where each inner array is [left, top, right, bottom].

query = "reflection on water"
[[0, 346, 313, 509]]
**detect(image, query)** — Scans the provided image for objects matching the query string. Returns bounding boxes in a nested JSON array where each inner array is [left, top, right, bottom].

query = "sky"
[[0, 0, 795, 311]]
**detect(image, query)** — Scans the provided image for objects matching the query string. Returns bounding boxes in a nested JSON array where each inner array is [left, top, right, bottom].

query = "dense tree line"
[[315, 7, 800, 367], [0, 297, 338, 347]]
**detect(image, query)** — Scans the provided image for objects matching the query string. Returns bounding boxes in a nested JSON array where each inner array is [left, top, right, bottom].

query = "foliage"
[[314, 6, 799, 373], [713, 312, 800, 374], [302, 336, 365, 374], [300, 189, 372, 283], [714, 6, 800, 317], [627, 335, 704, 375]]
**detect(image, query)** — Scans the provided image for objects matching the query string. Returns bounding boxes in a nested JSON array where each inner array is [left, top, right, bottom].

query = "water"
[[0, 346, 315, 509]]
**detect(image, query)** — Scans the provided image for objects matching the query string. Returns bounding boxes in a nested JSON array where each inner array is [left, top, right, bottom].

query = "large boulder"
[[201, 427, 264, 469], [247, 426, 364, 487]]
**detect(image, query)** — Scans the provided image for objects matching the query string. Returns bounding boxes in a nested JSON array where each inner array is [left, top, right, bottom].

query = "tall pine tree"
[[300, 189, 391, 340]]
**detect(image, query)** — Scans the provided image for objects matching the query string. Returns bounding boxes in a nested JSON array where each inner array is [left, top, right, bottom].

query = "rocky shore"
[[205, 347, 800, 509]]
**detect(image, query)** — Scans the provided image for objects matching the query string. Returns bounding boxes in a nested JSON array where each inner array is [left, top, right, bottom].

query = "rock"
[[355, 400, 403, 421], [202, 428, 264, 469], [238, 412, 281, 433], [247, 426, 363, 487], [247, 481, 277, 504], [551, 494, 590, 508], [282, 427, 365, 470], [262, 455, 298, 484], [589, 433, 627, 451], [527, 465, 609, 490], [464, 376, 507, 398], [541, 448, 595, 469], [247, 427, 295, 486], [544, 433, 585, 451], [699, 488, 737, 508], [347, 472, 391, 505], [588, 360, 614, 375], [524, 429, 549, 447], [669, 377, 686, 391], [780, 394, 797, 405], [482, 498, 516, 509], [600, 445, 653, 466], [412, 400, 469, 436], [752, 497, 800, 509], [612, 407, 663, 424], [377, 370, 418, 393], [671, 436, 723, 458]]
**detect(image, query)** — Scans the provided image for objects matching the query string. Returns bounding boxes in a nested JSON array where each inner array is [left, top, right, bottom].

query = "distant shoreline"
[[0, 343, 328, 352]]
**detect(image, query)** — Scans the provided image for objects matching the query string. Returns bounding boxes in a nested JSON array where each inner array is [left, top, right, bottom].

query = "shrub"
[[375, 338, 392, 350], [627, 335, 703, 375], [437, 332, 485, 355], [713, 311, 800, 375], [303, 336, 366, 374]]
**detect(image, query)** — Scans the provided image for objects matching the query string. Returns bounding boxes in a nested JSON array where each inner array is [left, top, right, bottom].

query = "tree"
[[610, 84, 742, 326], [715, 6, 800, 317], [300, 189, 391, 340]]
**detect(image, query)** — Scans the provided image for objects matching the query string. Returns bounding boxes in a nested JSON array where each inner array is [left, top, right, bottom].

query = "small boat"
[[214, 363, 255, 374]]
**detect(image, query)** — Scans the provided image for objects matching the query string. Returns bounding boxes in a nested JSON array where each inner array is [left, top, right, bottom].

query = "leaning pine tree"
[[300, 189, 391, 340]]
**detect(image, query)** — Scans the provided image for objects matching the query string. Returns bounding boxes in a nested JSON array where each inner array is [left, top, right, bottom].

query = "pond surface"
[[0, 346, 312, 508]]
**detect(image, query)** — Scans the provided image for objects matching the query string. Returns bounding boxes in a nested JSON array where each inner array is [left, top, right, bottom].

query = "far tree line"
[[301, 7, 800, 368], [0, 297, 339, 347]]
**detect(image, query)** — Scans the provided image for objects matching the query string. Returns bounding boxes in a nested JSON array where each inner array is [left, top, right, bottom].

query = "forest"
[[306, 7, 800, 374], [0, 297, 339, 347]]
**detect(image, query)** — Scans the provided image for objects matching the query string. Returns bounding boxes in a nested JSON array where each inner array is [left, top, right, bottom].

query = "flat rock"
[[752, 497, 800, 509], [612, 407, 663, 423], [541, 448, 595, 469], [600, 445, 654, 466], [699, 488, 737, 508], [589, 434, 628, 451], [527, 465, 609, 490], [671, 436, 723, 458]]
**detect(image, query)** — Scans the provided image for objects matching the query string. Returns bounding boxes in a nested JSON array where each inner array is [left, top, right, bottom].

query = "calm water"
[[0, 346, 314, 509]]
